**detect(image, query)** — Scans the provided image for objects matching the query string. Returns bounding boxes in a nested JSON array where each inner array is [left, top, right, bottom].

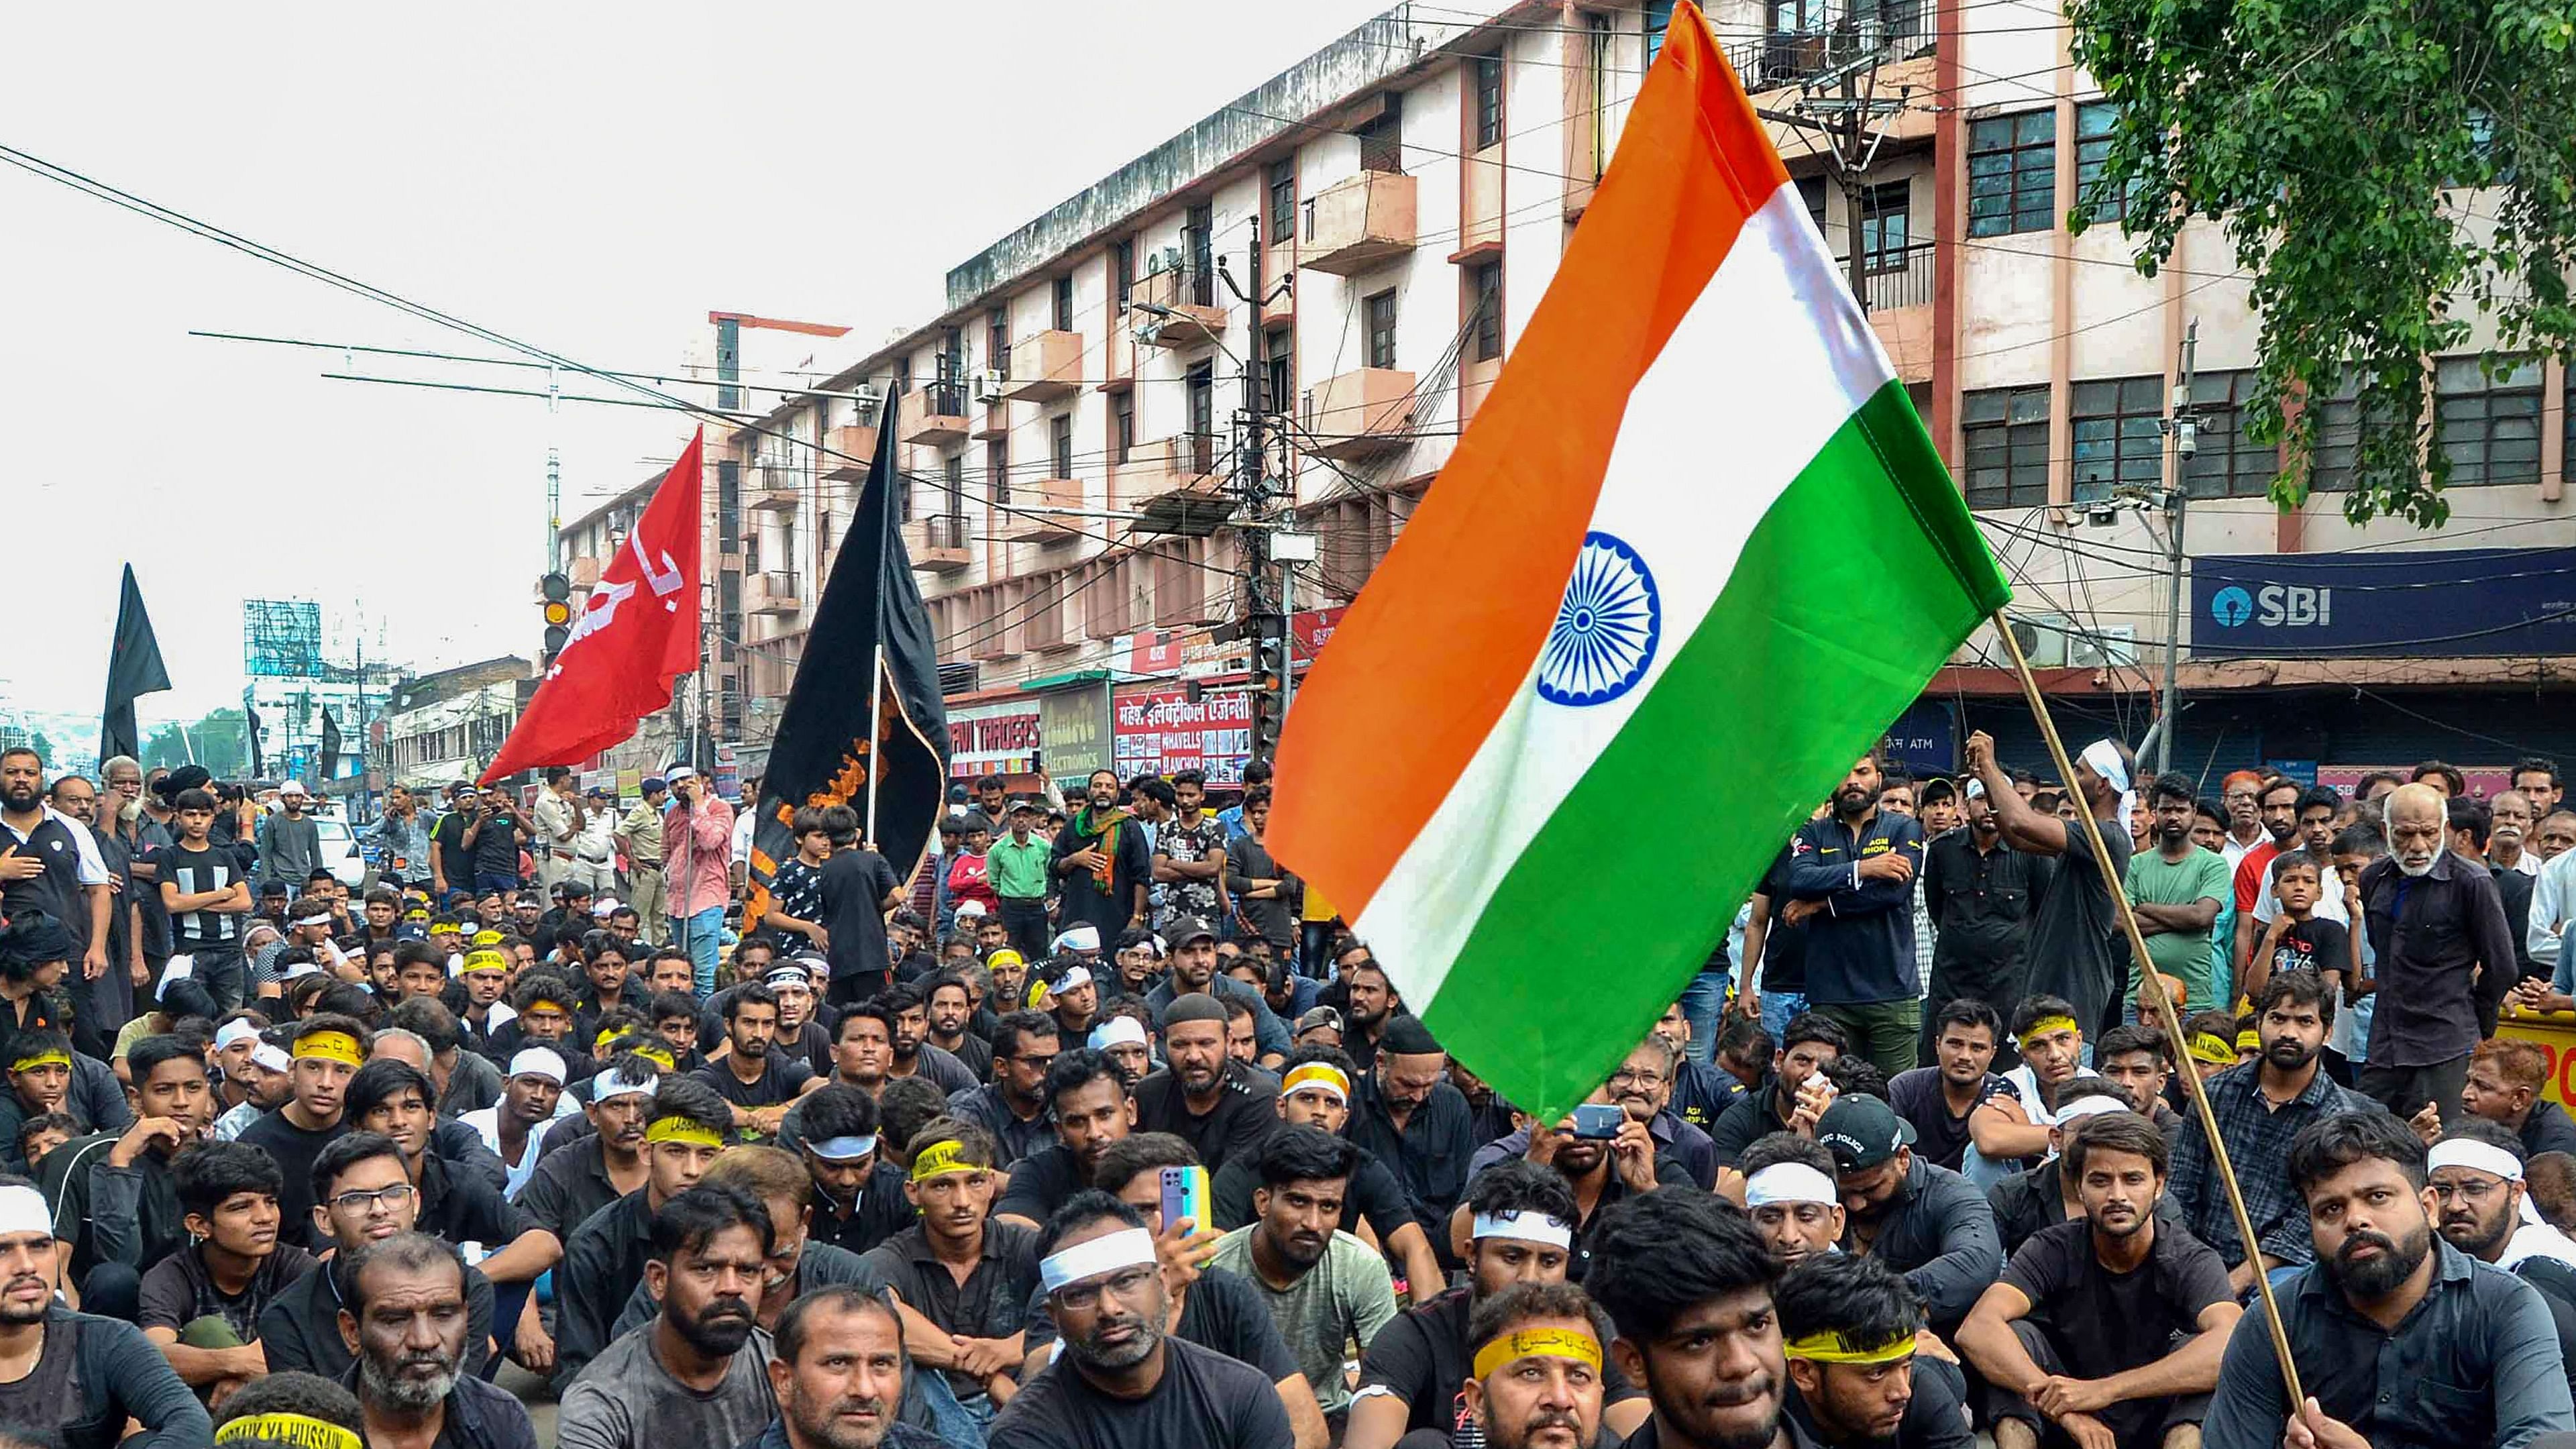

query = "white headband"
[[0, 1186, 50, 1240], [2082, 739, 2138, 830], [1055, 925, 1100, 953], [2429, 1138, 2526, 1183], [252, 1044, 293, 1074], [1470, 1210, 1575, 1249], [213, 1020, 260, 1054], [2054, 1095, 2133, 1127], [1054, 965, 1094, 993], [808, 1134, 879, 1161], [1089, 1017, 1148, 1051], [293, 913, 334, 929], [1745, 1163, 1841, 1209], [508, 1048, 568, 1085], [1040, 1227, 1158, 1293], [593, 1071, 659, 1104]]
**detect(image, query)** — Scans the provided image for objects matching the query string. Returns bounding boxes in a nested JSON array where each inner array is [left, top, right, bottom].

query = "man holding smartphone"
[[462, 786, 530, 896]]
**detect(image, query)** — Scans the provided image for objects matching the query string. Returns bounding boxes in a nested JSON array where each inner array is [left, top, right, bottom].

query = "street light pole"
[[2154, 319, 2200, 777]]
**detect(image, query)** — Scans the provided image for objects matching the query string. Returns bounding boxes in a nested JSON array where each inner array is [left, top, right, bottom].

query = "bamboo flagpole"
[[1988, 612, 2305, 1406]]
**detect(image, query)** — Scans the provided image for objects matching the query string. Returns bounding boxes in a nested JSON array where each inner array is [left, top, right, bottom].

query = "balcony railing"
[[1723, 1, 1929, 89], [1831, 241, 1935, 311]]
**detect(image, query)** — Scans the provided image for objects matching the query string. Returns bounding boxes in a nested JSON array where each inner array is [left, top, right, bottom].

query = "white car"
[[314, 815, 368, 891]]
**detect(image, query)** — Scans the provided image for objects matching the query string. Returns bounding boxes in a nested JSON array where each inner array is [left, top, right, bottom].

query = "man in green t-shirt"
[[2123, 773, 2233, 1011]]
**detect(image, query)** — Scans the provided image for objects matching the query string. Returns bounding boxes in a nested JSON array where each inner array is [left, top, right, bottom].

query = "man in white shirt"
[[458, 1047, 580, 1199]]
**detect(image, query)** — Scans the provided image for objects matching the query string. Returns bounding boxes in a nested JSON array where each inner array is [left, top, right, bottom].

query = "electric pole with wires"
[[1219, 232, 1299, 767]]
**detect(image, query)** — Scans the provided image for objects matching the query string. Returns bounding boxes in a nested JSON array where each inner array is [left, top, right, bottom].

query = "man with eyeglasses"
[[258, 1129, 497, 1380], [1604, 1036, 1717, 1190], [947, 1010, 1060, 1169], [992, 1191, 1294, 1449]]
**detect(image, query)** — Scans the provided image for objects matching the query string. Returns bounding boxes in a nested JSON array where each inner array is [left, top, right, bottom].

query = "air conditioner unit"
[[850, 384, 882, 422], [2008, 612, 2072, 668], [1150, 244, 1185, 276], [971, 369, 1006, 403], [2068, 625, 2137, 669]]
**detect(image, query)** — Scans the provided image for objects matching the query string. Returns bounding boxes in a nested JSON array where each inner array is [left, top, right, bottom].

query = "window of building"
[[1470, 262, 1503, 362], [1646, 0, 1676, 66], [986, 438, 1010, 505], [986, 308, 1010, 376], [1051, 413, 1075, 480], [2074, 101, 2135, 224], [1186, 364, 1215, 474], [1267, 159, 1295, 246], [716, 460, 740, 553], [717, 571, 739, 663], [1112, 239, 1134, 311], [1962, 384, 2050, 508], [2071, 375, 2165, 501], [1968, 111, 2055, 237], [942, 454, 964, 515], [1474, 55, 1503, 151], [1860, 180, 1910, 271], [892, 357, 912, 397], [1113, 393, 1135, 465], [1052, 276, 1074, 332], [1185, 202, 1216, 306], [1366, 289, 1399, 370], [2435, 354, 2542, 485], [1356, 95, 1403, 174], [2180, 370, 2277, 499], [1264, 327, 1292, 414]]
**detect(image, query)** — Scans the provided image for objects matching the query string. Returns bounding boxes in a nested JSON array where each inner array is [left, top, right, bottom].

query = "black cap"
[[1815, 1095, 1915, 1171], [1381, 1016, 1442, 1057], [1166, 916, 1218, 947]]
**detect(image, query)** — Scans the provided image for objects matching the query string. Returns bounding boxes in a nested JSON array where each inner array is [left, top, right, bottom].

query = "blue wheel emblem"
[[2210, 586, 2253, 628], [1537, 531, 1661, 706]]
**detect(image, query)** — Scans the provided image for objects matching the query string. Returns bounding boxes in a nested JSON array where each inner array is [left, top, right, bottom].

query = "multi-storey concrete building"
[[560, 0, 2576, 791]]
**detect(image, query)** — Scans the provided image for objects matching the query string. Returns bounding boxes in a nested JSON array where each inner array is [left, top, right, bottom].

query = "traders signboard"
[[2191, 547, 2576, 659], [1112, 686, 1254, 786], [946, 698, 1042, 780]]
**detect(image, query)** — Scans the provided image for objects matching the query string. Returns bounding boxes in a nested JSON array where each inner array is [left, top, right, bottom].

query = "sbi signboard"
[[2191, 547, 2576, 658]]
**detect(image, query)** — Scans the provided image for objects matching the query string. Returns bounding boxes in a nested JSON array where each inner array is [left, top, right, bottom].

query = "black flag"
[[747, 405, 950, 927], [244, 701, 266, 779], [100, 564, 171, 765], [320, 708, 343, 784]]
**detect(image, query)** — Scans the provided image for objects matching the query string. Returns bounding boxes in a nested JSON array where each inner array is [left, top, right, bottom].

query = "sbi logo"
[[2210, 584, 2333, 628]]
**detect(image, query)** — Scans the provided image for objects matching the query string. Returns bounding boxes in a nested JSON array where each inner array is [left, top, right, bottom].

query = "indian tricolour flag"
[[1269, 0, 2010, 1118]]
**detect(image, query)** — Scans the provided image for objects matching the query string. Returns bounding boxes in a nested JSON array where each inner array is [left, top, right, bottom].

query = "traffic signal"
[[1246, 610, 1287, 765], [539, 572, 573, 659]]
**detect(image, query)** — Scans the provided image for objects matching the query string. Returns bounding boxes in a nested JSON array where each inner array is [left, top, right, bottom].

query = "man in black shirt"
[[149, 787, 252, 1013], [786, 1084, 914, 1256], [884, 984, 981, 1096], [1966, 730, 2135, 1042], [1708, 1013, 1849, 1168], [1813, 1093, 2002, 1331], [1587, 1187, 1796, 1449], [1390, 1278, 1617, 1449], [1349, 1161, 1650, 1449], [1888, 999, 2008, 1173], [859, 1119, 1039, 1413], [818, 807, 904, 1006], [258, 1130, 497, 1381], [1051, 770, 1152, 947], [236, 1014, 372, 1246], [551, 1073, 732, 1392], [460, 787, 530, 894], [1917, 780, 2048, 1059], [948, 1009, 1059, 1169], [691, 981, 820, 1138], [1134, 995, 1278, 1173], [136, 1139, 315, 1401], [991, 1191, 1295, 1449], [1460, 1088, 1697, 1286], [1960, 1110, 2239, 1449], [997, 1049, 1136, 1230], [1344, 1015, 1477, 1263], [42, 1033, 211, 1321]]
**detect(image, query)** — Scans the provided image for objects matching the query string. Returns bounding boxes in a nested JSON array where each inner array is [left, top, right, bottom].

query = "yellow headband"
[[1281, 1062, 1352, 1102], [2188, 1032, 2237, 1066], [2022, 1016, 2080, 1041], [215, 1413, 364, 1449], [645, 1117, 724, 1149], [9, 1051, 70, 1075], [461, 949, 509, 975], [402, 909, 431, 922], [1472, 1328, 1605, 1381], [633, 1044, 677, 1071], [470, 929, 505, 948], [430, 920, 461, 933], [910, 1139, 981, 1182], [2236, 1029, 2263, 1052], [1783, 1330, 1917, 1366], [526, 998, 570, 1017], [294, 1031, 364, 1068]]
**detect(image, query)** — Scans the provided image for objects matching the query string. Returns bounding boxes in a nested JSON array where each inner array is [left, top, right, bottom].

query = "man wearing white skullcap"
[[1965, 728, 2136, 1042]]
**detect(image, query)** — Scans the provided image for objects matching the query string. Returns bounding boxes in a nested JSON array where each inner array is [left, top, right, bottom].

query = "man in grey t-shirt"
[[557, 1184, 779, 1449], [258, 782, 323, 888]]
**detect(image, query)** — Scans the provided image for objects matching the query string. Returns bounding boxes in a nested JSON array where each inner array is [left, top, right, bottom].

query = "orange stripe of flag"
[[1270, 2, 1790, 919]]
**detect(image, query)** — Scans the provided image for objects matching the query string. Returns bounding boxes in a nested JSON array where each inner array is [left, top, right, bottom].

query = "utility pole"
[[1222, 231, 1295, 768], [1760, 37, 1907, 315], [2153, 319, 2201, 776]]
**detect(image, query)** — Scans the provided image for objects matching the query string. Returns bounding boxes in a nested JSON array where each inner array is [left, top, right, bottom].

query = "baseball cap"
[[1007, 798, 1038, 815], [1165, 916, 1216, 948], [1815, 1095, 1916, 1172], [1295, 1006, 1344, 1036], [641, 776, 667, 794]]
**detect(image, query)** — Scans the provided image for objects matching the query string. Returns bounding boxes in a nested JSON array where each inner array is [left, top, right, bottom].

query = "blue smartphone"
[[1160, 1165, 1211, 1232], [1570, 1104, 1625, 1140]]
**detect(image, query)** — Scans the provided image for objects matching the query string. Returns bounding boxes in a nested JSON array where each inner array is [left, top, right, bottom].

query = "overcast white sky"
[[2, 1, 1397, 730]]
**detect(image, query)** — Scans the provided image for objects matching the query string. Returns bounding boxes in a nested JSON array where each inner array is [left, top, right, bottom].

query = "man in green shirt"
[[2124, 772, 2233, 1012], [989, 799, 1055, 961]]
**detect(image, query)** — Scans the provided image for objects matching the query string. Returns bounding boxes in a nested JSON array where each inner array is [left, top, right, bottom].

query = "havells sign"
[[2190, 547, 2576, 659]]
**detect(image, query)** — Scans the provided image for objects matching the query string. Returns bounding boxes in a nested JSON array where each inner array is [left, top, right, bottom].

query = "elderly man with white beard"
[[2352, 784, 2520, 1126]]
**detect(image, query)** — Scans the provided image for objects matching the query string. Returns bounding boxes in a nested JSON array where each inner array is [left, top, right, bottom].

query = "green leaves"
[[2065, 0, 2576, 526]]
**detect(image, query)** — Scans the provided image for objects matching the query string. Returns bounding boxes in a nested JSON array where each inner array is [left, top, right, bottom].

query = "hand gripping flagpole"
[[1990, 611, 2304, 1407]]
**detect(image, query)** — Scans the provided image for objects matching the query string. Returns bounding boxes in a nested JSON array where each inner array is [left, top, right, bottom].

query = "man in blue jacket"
[[1785, 750, 1928, 1075]]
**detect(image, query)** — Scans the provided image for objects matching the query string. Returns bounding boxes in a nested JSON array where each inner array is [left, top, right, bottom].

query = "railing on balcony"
[[920, 380, 968, 417], [1723, 0, 1929, 89], [1830, 241, 1935, 312], [922, 513, 971, 550]]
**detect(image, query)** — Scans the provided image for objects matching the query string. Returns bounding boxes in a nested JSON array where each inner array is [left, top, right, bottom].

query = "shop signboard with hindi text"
[[946, 698, 1043, 780], [1112, 685, 1255, 786]]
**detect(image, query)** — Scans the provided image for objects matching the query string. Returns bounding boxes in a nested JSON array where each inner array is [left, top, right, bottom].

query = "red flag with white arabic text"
[[480, 429, 704, 782]]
